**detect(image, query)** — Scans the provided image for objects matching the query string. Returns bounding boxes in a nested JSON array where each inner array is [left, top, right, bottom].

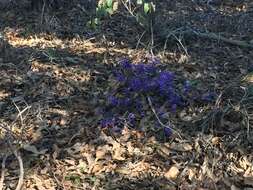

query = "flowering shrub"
[[100, 58, 215, 137]]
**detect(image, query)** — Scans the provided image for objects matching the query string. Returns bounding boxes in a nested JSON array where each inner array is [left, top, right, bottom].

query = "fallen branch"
[[160, 26, 253, 49], [193, 30, 253, 48]]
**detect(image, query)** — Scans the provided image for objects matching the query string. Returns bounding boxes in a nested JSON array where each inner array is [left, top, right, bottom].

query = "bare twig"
[[14, 150, 24, 190], [172, 33, 189, 57], [149, 19, 154, 57], [10, 102, 31, 143], [147, 96, 183, 139], [0, 156, 7, 190], [120, 0, 136, 18], [136, 31, 146, 49], [40, 0, 46, 25]]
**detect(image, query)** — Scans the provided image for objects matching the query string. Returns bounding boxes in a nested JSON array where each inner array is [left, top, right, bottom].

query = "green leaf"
[[106, 8, 114, 15], [86, 17, 100, 29], [137, 0, 143, 5], [143, 3, 150, 14], [106, 0, 113, 8]]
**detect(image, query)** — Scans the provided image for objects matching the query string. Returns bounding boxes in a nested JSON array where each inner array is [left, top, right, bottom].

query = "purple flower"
[[128, 77, 143, 91], [170, 93, 182, 105], [111, 126, 122, 133], [171, 104, 177, 112], [119, 97, 131, 107], [135, 99, 143, 113], [119, 59, 132, 69], [164, 127, 172, 137], [114, 72, 125, 82], [145, 78, 159, 91], [100, 118, 115, 128], [108, 95, 118, 106], [157, 71, 175, 94], [128, 113, 136, 125], [145, 64, 156, 74], [134, 64, 146, 74]]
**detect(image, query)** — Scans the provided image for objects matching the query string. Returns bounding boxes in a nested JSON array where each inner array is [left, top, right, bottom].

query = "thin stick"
[[14, 150, 24, 190], [147, 96, 183, 139], [136, 31, 146, 49], [0, 156, 7, 190], [150, 19, 154, 57], [172, 33, 189, 57], [40, 0, 46, 26]]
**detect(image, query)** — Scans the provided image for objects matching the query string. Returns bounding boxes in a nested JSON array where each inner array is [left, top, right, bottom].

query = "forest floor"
[[0, 0, 253, 189]]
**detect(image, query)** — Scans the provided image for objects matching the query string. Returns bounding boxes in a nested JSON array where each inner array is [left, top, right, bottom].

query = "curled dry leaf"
[[211, 137, 220, 145], [164, 165, 180, 180]]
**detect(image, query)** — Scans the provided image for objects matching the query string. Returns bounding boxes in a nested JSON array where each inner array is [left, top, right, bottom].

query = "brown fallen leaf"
[[116, 167, 131, 175], [244, 177, 253, 186], [169, 142, 193, 152], [91, 162, 105, 174], [230, 184, 240, 190], [211, 137, 220, 145], [95, 148, 108, 161], [112, 141, 126, 161], [188, 167, 197, 181], [164, 165, 180, 180]]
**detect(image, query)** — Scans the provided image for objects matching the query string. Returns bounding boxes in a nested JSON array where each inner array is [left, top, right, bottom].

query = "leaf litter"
[[0, 1, 253, 189]]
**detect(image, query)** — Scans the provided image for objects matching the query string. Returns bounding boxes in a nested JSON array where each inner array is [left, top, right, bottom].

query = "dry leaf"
[[23, 144, 47, 155], [112, 141, 126, 161], [244, 177, 253, 186], [95, 148, 108, 161], [91, 163, 104, 174], [188, 167, 197, 181], [116, 168, 131, 175], [169, 142, 192, 152], [113, 149, 126, 161], [211, 137, 220, 145], [230, 185, 240, 190], [164, 165, 180, 180]]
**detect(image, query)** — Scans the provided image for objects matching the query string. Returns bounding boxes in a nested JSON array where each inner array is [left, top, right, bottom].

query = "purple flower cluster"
[[100, 58, 216, 138], [113, 59, 183, 109]]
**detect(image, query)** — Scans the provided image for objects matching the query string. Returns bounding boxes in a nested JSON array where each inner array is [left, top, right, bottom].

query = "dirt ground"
[[0, 1, 253, 189]]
